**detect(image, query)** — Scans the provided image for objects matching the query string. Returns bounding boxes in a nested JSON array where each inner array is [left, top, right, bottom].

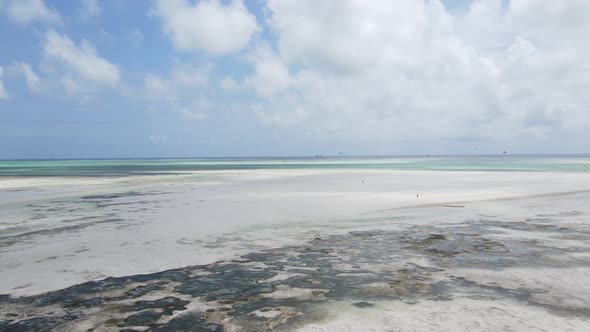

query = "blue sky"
[[1, 0, 589, 159]]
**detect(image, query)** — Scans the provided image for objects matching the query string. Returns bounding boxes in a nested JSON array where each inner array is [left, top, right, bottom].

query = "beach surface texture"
[[1, 160, 590, 330]]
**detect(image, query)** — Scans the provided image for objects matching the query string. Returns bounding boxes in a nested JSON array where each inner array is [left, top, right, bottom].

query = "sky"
[[0, 0, 589, 159]]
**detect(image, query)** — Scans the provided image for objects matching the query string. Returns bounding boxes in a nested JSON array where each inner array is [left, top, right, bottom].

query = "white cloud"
[[18, 62, 40, 92], [151, 0, 259, 54], [246, 45, 292, 97], [43, 30, 120, 89], [246, 0, 590, 151], [79, 0, 100, 19], [143, 74, 169, 101], [0, 0, 60, 25], [0, 66, 9, 100], [143, 63, 212, 101], [142, 63, 213, 121]]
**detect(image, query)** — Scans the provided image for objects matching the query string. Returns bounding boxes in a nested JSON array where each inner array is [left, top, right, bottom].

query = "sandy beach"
[[2, 169, 590, 330]]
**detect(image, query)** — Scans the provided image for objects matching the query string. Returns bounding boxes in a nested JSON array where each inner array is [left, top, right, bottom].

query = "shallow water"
[[1, 155, 590, 176]]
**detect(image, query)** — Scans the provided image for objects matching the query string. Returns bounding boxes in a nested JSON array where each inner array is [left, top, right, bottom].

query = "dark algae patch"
[[1, 217, 590, 330], [0, 189, 171, 250], [352, 301, 375, 308], [124, 311, 162, 326]]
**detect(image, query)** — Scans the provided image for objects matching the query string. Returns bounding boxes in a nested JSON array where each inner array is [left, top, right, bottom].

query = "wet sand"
[[1, 170, 590, 330]]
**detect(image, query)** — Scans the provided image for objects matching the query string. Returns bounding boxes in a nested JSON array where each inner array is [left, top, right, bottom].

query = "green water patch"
[[1, 155, 590, 177]]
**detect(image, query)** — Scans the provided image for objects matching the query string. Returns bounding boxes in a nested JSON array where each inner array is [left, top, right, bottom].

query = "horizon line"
[[1, 153, 590, 162]]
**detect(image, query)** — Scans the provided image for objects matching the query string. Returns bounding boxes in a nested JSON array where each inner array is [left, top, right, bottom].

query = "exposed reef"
[[2, 214, 590, 331]]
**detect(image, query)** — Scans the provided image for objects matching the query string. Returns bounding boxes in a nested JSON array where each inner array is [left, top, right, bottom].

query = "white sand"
[[1, 169, 590, 297], [452, 267, 590, 309], [298, 298, 589, 331]]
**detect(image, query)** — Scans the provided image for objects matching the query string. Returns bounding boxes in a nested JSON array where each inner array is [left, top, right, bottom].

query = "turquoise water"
[[0, 155, 589, 177]]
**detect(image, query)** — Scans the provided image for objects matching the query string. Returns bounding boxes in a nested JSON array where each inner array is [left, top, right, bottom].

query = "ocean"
[[1, 155, 589, 177]]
